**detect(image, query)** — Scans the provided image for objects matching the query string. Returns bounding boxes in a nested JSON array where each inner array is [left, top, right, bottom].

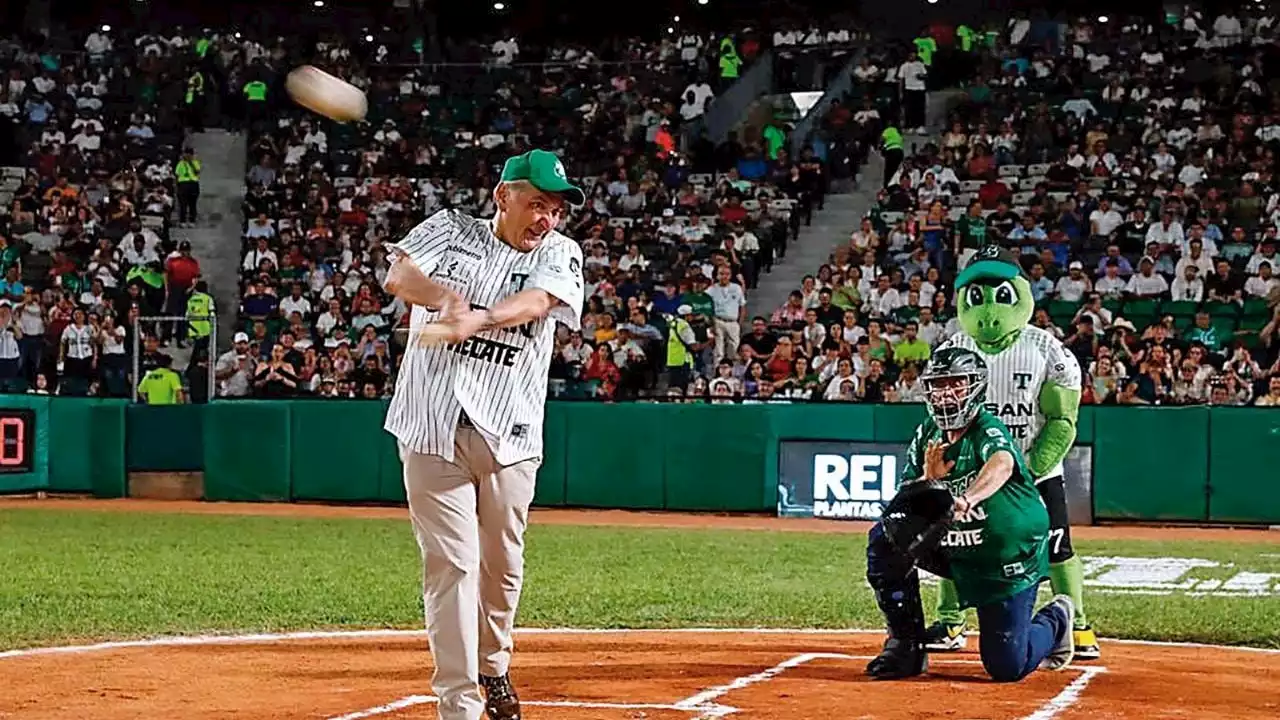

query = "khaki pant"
[[713, 318, 741, 365], [401, 426, 539, 720]]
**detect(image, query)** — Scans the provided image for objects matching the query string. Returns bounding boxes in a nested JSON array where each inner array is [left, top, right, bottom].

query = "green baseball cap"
[[955, 245, 1027, 288], [500, 149, 585, 207]]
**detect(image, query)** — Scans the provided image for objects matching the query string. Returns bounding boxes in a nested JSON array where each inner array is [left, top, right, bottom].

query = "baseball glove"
[[881, 480, 956, 560]]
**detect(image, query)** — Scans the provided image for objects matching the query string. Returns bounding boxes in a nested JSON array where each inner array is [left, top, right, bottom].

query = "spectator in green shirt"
[[893, 321, 933, 364], [1183, 311, 1223, 353], [138, 355, 184, 405], [955, 200, 990, 268]]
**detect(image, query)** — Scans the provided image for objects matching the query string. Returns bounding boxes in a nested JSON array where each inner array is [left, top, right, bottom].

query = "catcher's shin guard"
[[866, 522, 928, 637]]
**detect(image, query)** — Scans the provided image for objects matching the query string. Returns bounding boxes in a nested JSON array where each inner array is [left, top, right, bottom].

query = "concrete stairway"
[[747, 152, 884, 318], [173, 129, 247, 353]]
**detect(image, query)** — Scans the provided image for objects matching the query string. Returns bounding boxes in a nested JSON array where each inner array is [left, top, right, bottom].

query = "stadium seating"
[[229, 28, 822, 400], [758, 11, 1280, 407], [0, 31, 198, 398]]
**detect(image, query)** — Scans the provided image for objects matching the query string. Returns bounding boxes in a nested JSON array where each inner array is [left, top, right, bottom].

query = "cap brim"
[[533, 179, 585, 207], [955, 260, 1019, 288]]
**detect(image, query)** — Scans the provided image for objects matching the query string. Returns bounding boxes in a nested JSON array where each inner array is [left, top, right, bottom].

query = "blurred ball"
[[285, 65, 367, 123]]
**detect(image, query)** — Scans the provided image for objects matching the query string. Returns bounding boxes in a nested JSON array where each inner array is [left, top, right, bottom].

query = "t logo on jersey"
[[1013, 372, 1032, 390]]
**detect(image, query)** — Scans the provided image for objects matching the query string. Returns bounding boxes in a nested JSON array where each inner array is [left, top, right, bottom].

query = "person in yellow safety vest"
[[185, 69, 205, 131], [718, 37, 742, 90], [666, 304, 699, 392], [243, 79, 268, 128], [186, 280, 215, 354], [175, 148, 202, 225], [913, 33, 938, 66]]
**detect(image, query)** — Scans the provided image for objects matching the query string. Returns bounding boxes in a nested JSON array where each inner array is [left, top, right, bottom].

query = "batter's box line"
[[326, 696, 739, 720], [672, 653, 1109, 720]]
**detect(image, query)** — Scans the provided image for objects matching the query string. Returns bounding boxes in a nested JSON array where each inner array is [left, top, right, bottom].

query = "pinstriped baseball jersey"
[[938, 325, 1082, 481], [384, 209, 584, 466]]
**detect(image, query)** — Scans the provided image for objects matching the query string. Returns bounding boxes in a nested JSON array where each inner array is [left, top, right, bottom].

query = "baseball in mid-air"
[[285, 65, 367, 123]]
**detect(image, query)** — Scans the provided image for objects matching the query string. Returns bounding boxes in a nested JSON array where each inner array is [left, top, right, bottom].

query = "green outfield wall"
[[1, 399, 1278, 524]]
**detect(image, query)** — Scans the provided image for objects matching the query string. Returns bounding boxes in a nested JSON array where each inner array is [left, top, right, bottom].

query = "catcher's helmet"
[[921, 347, 989, 430]]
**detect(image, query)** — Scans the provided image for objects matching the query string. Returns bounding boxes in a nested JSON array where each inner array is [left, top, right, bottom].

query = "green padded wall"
[[1093, 406, 1209, 522], [872, 403, 928, 442], [0, 394, 49, 493], [534, 402, 569, 506], [125, 404, 204, 471], [88, 401, 128, 498], [377, 418, 408, 504], [290, 401, 385, 502], [1075, 405, 1095, 444], [763, 403, 876, 509], [202, 401, 292, 502], [1207, 408, 1280, 523], [663, 403, 772, 511], [48, 398, 119, 492], [563, 403, 666, 509]]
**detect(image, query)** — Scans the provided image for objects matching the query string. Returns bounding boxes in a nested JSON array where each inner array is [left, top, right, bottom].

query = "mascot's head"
[[955, 245, 1035, 354]]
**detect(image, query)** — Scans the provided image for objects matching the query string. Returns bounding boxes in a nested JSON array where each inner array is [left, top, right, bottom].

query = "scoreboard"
[[0, 408, 34, 474]]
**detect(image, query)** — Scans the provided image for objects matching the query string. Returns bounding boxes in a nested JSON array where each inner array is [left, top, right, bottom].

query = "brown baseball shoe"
[[479, 673, 521, 720]]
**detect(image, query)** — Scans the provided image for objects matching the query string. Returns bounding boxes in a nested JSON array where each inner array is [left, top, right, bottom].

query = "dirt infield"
[[3, 497, 1279, 718], [1, 629, 1278, 719], [5, 497, 1280, 543]]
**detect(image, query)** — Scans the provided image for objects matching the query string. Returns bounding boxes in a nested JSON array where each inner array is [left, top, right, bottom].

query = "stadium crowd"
[[225, 25, 850, 400], [755, 10, 1280, 407], [0, 29, 209, 400]]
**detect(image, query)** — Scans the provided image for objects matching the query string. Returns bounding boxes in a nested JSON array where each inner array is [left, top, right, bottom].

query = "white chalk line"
[[673, 652, 1106, 720], [0, 627, 1275, 660], [1019, 666, 1108, 720], [325, 695, 737, 720], [674, 652, 816, 716]]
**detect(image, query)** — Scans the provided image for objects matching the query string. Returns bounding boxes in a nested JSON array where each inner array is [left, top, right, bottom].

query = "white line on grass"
[[1018, 666, 1108, 720], [0, 627, 1276, 660], [325, 695, 738, 720]]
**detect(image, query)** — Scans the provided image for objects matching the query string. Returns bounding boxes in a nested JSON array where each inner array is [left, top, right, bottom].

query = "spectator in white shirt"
[[242, 237, 278, 274], [1170, 264, 1205, 302], [121, 234, 159, 267], [1094, 261, 1127, 297], [278, 283, 313, 320], [1088, 198, 1124, 240], [1146, 210, 1184, 248], [1246, 239, 1278, 275], [1126, 258, 1170, 298], [864, 274, 902, 317], [70, 125, 101, 152], [1180, 223, 1219, 258], [1175, 238, 1215, 278], [1055, 261, 1091, 302], [1245, 261, 1277, 298]]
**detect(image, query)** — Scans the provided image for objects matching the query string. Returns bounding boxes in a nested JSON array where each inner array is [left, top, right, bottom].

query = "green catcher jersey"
[[901, 409, 1049, 608]]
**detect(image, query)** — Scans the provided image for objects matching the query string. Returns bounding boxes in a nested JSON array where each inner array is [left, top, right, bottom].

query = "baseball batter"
[[383, 149, 585, 720]]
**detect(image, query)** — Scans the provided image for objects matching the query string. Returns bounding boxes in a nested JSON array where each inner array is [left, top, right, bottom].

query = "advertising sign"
[[778, 440, 1093, 524]]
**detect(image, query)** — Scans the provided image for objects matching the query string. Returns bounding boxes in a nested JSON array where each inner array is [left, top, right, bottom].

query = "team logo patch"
[[553, 160, 566, 179], [976, 244, 1001, 260], [511, 423, 529, 438]]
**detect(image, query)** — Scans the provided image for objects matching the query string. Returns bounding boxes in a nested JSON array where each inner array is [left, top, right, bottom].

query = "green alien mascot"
[[927, 246, 1098, 660]]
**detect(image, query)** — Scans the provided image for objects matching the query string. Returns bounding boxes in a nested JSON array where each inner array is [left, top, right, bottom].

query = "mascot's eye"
[[994, 281, 1017, 305], [966, 285, 985, 306]]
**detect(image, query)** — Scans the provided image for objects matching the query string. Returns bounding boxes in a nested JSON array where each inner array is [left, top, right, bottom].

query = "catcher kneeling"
[[865, 347, 1074, 682]]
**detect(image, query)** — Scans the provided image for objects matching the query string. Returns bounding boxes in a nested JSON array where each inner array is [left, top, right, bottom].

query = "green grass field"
[[2, 507, 1279, 651]]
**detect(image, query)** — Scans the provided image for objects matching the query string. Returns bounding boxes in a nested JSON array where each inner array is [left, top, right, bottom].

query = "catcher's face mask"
[[922, 373, 987, 431]]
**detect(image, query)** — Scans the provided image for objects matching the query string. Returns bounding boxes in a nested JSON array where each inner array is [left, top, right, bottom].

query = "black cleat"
[[479, 673, 521, 720], [866, 637, 928, 680]]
